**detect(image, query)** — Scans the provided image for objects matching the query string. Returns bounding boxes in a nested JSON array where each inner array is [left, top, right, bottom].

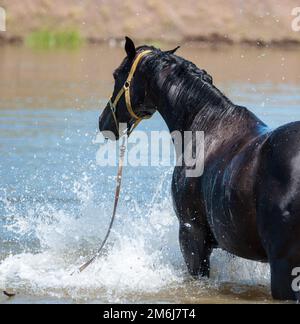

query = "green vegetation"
[[25, 29, 84, 49]]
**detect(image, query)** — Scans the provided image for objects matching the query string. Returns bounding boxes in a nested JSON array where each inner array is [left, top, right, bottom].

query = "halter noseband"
[[108, 50, 152, 135]]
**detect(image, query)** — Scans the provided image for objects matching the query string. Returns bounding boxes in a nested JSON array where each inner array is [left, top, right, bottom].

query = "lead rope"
[[3, 136, 127, 296], [3, 131, 132, 297], [76, 135, 127, 273]]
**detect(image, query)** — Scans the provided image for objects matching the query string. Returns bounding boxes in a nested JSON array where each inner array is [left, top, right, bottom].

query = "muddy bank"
[[1, 33, 300, 49], [0, 0, 300, 48]]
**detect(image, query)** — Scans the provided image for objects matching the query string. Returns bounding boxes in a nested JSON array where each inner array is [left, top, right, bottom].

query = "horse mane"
[[136, 45, 266, 133], [137, 45, 233, 113]]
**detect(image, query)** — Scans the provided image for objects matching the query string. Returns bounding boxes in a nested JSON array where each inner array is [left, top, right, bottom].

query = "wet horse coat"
[[99, 37, 300, 301]]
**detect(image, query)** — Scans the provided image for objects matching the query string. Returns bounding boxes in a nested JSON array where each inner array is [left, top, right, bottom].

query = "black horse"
[[99, 37, 300, 301]]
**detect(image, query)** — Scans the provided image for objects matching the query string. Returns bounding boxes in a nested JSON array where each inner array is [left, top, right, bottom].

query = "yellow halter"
[[108, 50, 152, 135]]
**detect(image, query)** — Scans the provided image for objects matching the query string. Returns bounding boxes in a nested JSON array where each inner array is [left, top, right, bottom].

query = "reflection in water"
[[0, 45, 299, 304], [0, 44, 299, 109]]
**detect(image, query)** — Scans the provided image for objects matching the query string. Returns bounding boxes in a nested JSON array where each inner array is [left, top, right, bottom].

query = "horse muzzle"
[[99, 108, 119, 141]]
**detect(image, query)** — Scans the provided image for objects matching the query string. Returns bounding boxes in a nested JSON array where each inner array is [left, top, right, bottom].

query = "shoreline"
[[1, 34, 300, 49], [1, 0, 300, 50]]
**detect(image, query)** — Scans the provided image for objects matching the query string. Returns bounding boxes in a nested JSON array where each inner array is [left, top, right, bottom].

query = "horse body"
[[205, 131, 269, 261], [99, 37, 300, 300], [162, 71, 300, 300]]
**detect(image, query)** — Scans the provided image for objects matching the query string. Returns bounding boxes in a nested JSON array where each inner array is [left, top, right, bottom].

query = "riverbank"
[[0, 0, 300, 48], [0, 34, 300, 49]]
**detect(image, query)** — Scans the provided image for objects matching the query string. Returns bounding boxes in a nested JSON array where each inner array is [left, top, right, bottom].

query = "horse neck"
[[143, 58, 252, 133], [142, 56, 267, 154]]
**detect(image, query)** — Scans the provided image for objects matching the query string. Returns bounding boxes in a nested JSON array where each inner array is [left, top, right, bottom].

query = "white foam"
[[0, 172, 270, 301]]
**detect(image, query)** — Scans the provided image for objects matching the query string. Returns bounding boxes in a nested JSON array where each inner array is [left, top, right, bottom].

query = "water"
[[0, 45, 299, 304]]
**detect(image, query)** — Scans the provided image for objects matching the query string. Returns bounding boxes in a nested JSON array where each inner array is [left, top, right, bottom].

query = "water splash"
[[0, 169, 271, 303]]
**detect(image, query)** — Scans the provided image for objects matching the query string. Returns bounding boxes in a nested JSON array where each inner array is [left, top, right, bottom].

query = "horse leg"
[[179, 221, 212, 277], [269, 256, 300, 301], [172, 169, 215, 278], [268, 204, 300, 301], [258, 198, 300, 301], [256, 124, 300, 301]]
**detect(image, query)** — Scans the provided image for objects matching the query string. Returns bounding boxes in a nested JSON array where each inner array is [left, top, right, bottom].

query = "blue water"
[[2, 84, 299, 237], [0, 48, 300, 303]]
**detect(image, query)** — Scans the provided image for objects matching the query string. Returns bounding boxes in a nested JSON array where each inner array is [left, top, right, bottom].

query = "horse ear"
[[164, 46, 180, 55], [125, 36, 136, 60]]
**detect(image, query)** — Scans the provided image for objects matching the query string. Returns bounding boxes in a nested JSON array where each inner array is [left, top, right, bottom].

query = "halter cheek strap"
[[108, 50, 152, 135]]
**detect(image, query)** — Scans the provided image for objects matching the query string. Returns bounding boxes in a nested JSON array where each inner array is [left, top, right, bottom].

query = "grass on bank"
[[25, 30, 84, 49]]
